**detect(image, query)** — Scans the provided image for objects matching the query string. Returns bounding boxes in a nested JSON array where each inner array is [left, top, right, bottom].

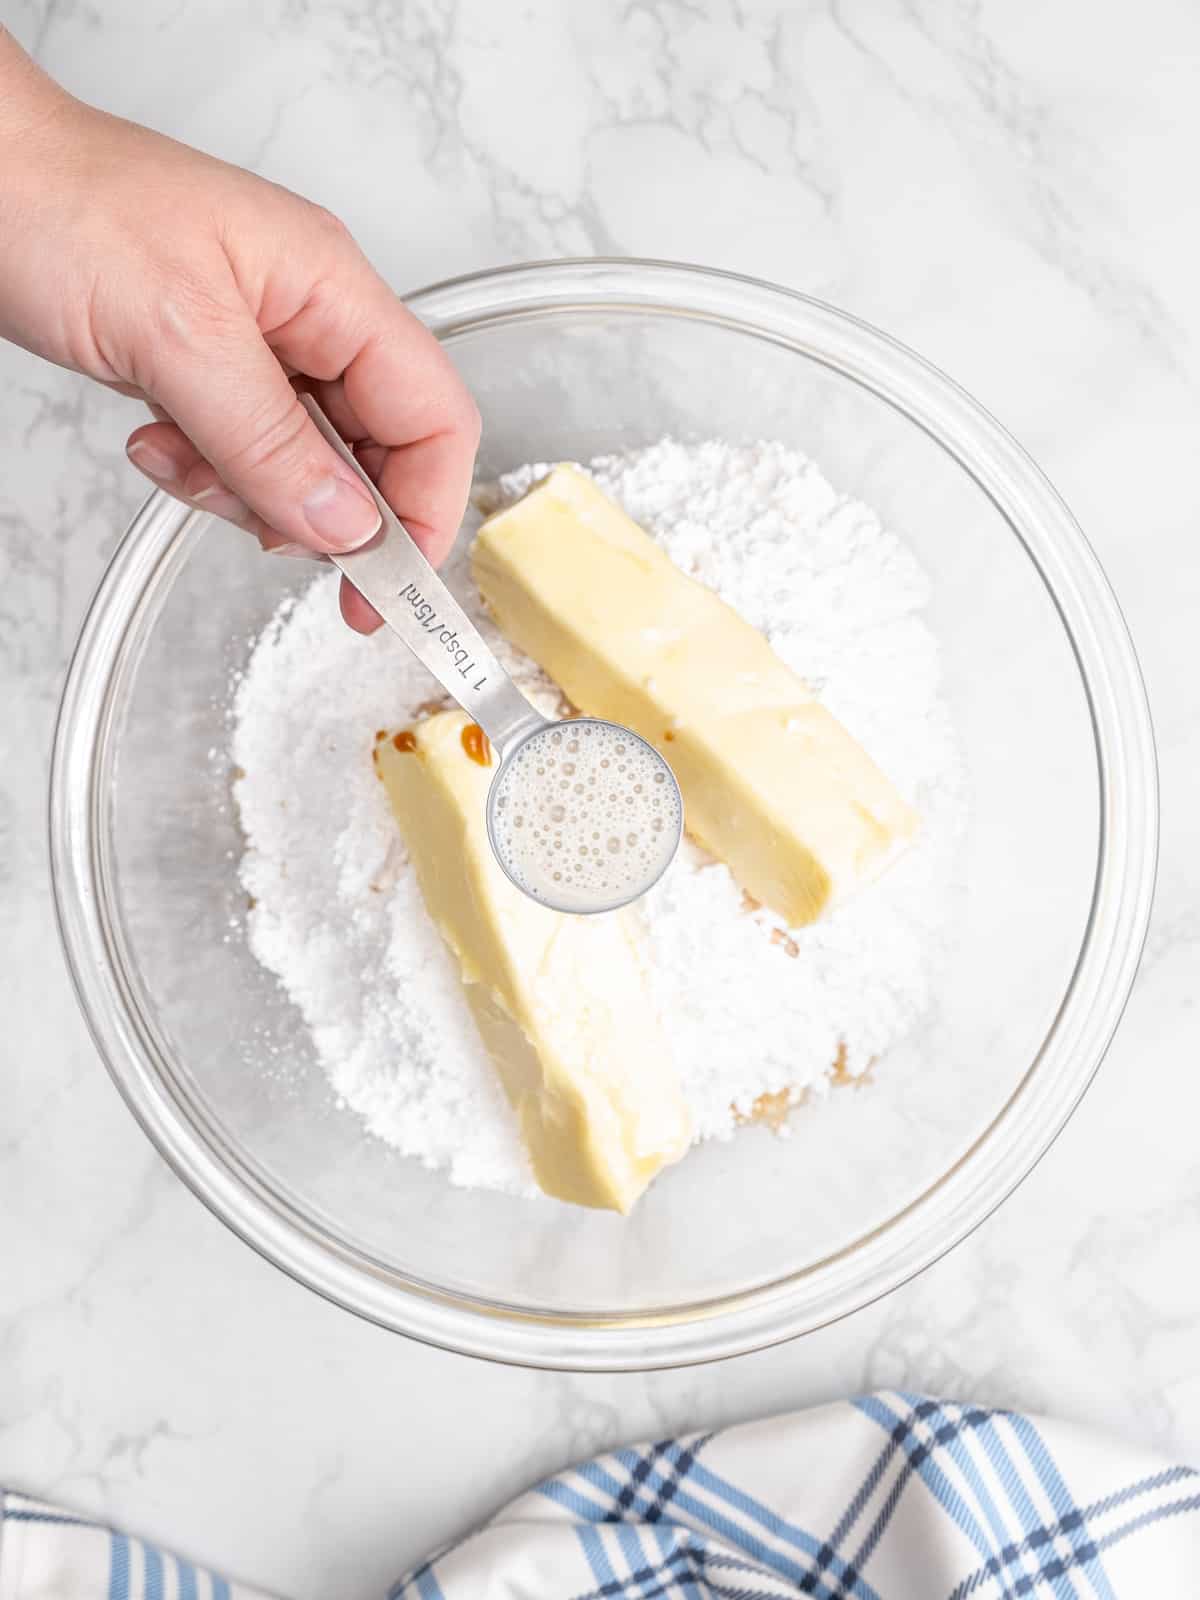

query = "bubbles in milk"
[[489, 720, 682, 912]]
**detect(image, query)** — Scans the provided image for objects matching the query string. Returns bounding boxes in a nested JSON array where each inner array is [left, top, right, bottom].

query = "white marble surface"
[[2, 0, 1199, 1594]]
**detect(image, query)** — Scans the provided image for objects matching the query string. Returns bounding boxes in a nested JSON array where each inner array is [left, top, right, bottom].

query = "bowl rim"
[[49, 257, 1159, 1370]]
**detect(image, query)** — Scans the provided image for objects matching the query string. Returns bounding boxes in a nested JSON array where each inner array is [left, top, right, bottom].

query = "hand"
[[0, 30, 480, 632]]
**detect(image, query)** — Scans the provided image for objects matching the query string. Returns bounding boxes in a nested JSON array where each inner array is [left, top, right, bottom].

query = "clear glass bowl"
[[50, 261, 1157, 1369]]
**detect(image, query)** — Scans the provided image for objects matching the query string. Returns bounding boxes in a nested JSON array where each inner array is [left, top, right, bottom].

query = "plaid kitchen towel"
[[394, 1393, 1200, 1599], [4, 1394, 1199, 1597], [0, 1492, 274, 1600]]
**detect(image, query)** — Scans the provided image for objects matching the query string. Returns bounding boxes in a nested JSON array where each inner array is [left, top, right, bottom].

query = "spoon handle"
[[300, 394, 544, 753]]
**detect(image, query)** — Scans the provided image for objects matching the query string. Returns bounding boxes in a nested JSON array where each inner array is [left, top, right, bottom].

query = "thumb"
[[144, 305, 381, 555]]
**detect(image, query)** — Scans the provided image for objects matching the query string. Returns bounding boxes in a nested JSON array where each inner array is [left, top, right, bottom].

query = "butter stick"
[[375, 711, 691, 1213], [472, 465, 918, 926]]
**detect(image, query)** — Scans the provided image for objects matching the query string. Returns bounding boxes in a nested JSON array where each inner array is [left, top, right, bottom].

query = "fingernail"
[[127, 441, 178, 482], [262, 540, 321, 561], [302, 474, 382, 552], [190, 482, 253, 525]]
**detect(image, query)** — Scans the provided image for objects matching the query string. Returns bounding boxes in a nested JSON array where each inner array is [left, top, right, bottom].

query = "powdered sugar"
[[231, 439, 965, 1198]]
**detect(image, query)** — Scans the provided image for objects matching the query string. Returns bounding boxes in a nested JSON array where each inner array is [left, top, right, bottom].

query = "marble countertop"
[[3, 1, 1198, 1594]]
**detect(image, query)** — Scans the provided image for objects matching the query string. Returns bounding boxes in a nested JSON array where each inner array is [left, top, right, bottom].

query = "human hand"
[[0, 30, 479, 632]]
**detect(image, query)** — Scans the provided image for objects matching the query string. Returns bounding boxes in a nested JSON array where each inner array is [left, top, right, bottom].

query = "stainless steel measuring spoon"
[[299, 394, 683, 914]]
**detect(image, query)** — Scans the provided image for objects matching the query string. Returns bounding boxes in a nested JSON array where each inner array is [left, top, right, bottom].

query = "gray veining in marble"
[[2, 1, 1199, 1596]]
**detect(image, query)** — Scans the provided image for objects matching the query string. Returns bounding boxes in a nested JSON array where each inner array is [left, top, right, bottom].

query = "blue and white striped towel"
[[0, 1492, 272, 1600], [4, 1394, 1198, 1597]]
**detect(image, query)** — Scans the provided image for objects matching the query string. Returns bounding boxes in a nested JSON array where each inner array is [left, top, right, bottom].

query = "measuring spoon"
[[299, 394, 683, 914]]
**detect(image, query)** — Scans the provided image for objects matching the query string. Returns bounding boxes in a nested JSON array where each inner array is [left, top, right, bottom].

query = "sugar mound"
[[231, 439, 965, 1197]]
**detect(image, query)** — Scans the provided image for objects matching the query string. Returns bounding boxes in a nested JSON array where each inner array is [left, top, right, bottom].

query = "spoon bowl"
[[486, 717, 684, 915]]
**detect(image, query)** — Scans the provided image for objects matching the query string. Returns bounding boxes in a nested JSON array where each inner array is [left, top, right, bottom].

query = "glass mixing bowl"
[[50, 261, 1157, 1369]]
